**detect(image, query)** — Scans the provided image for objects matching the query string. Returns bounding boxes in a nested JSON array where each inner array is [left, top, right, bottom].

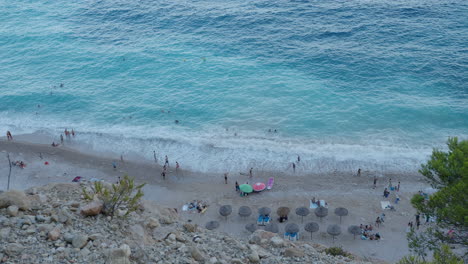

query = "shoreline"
[[0, 138, 430, 263]]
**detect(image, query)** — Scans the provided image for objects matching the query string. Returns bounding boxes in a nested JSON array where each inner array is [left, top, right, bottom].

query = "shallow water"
[[1, 0, 467, 173]]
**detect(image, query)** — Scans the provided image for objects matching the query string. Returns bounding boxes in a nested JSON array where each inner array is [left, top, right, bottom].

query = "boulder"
[[4, 243, 24, 256], [80, 201, 103, 216], [146, 217, 160, 229], [183, 223, 197, 233], [248, 250, 260, 263], [6, 205, 19, 217], [0, 228, 11, 240], [270, 236, 285, 247], [63, 233, 74, 243], [48, 227, 61, 241], [0, 190, 30, 210], [283, 248, 305, 258], [189, 246, 205, 262], [107, 244, 131, 264], [72, 234, 88, 249]]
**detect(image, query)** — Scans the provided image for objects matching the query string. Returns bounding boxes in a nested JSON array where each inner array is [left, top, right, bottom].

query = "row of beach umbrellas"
[[206, 220, 362, 242], [218, 205, 349, 223]]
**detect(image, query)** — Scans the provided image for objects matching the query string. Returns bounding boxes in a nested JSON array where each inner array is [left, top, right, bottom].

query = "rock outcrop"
[[0, 183, 374, 264]]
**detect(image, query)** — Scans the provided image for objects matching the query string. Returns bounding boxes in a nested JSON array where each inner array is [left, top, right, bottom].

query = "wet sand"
[[0, 137, 431, 263]]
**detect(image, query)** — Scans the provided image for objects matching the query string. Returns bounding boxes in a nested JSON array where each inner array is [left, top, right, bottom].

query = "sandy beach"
[[0, 136, 432, 263]]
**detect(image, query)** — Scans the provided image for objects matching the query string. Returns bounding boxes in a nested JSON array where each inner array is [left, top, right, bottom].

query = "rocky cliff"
[[0, 182, 374, 264]]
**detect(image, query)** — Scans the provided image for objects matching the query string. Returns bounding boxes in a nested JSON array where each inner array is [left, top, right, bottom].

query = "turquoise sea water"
[[1, 0, 467, 173]]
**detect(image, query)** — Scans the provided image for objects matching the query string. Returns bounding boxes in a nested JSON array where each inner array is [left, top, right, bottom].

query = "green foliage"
[[398, 245, 463, 264], [407, 230, 439, 261], [324, 247, 351, 258], [397, 255, 425, 264], [82, 175, 146, 217], [419, 137, 468, 189], [411, 137, 468, 252]]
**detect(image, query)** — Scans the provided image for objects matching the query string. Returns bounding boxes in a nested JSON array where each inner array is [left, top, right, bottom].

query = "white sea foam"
[[0, 113, 437, 175]]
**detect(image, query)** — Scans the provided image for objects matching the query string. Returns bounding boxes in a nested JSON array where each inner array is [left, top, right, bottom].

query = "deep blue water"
[[1, 0, 467, 173]]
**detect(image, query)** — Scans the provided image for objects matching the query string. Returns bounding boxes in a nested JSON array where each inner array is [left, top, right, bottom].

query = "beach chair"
[[263, 215, 270, 224], [289, 232, 298, 241], [257, 215, 264, 225], [284, 232, 290, 240]]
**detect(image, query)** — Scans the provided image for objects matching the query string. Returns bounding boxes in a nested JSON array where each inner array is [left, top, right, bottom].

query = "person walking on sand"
[[397, 181, 400, 191], [60, 134, 64, 144], [153, 151, 157, 163], [176, 161, 180, 172], [388, 178, 392, 188], [297, 155, 301, 163], [357, 168, 361, 177], [161, 171, 166, 180], [373, 176, 377, 189], [249, 167, 253, 178], [292, 162, 296, 173], [6, 131, 13, 141], [224, 173, 228, 184], [235, 181, 239, 192], [165, 155, 169, 167]]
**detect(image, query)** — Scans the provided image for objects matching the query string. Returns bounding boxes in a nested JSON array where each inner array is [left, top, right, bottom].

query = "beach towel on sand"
[[380, 201, 391, 210]]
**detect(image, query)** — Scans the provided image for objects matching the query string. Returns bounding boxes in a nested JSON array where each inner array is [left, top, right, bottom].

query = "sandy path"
[[0, 138, 430, 263]]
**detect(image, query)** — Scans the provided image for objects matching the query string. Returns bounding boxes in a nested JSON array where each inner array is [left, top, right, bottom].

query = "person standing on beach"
[[235, 181, 239, 192], [388, 178, 392, 188], [6, 131, 13, 141], [397, 181, 400, 191], [373, 176, 377, 189], [153, 151, 157, 163], [224, 173, 228, 184], [120, 155, 124, 163], [165, 155, 169, 167], [64, 128, 69, 137], [297, 155, 301, 163], [161, 171, 166, 180], [176, 161, 180, 172], [249, 168, 253, 178], [112, 161, 117, 170], [71, 129, 75, 137], [292, 162, 296, 173], [357, 168, 361, 177], [60, 134, 64, 144]]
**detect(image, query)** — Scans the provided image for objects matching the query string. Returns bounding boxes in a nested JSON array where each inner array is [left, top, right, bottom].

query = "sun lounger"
[[257, 215, 264, 225], [289, 232, 298, 241], [380, 201, 391, 210], [284, 232, 290, 239], [263, 215, 270, 224], [309, 200, 318, 209]]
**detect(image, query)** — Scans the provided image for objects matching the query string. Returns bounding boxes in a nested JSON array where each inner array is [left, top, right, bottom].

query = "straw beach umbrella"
[[315, 207, 328, 221], [205, 221, 219, 230], [265, 223, 279, 233], [276, 207, 290, 217], [348, 225, 361, 240], [238, 206, 252, 218], [245, 223, 257, 233], [304, 222, 319, 239], [258, 207, 271, 216], [327, 224, 341, 242], [295, 207, 310, 223], [334, 207, 348, 224], [219, 205, 232, 220], [285, 223, 299, 234]]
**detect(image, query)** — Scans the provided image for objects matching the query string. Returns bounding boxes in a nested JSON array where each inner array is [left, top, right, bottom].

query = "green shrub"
[[82, 175, 146, 217], [324, 247, 351, 258]]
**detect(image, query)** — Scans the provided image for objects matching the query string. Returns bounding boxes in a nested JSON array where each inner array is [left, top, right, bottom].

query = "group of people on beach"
[[159, 154, 180, 180], [52, 128, 76, 147]]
